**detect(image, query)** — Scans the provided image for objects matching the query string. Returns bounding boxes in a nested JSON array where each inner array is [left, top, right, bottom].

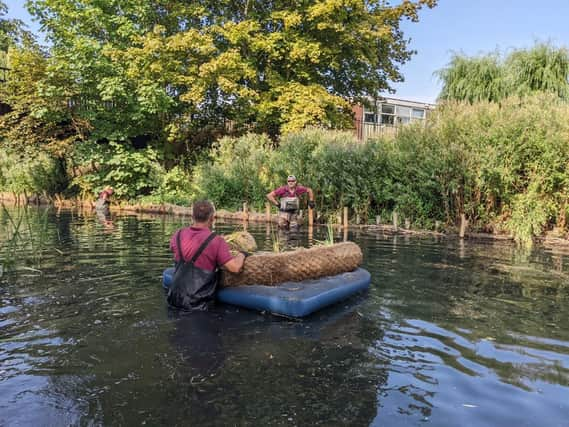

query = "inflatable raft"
[[162, 267, 371, 318]]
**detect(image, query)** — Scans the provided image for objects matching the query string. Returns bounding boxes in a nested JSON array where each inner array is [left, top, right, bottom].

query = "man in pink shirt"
[[168, 200, 247, 310], [267, 175, 315, 230]]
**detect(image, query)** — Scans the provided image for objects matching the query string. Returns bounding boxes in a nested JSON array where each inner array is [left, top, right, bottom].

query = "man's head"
[[286, 175, 297, 189], [192, 200, 215, 224]]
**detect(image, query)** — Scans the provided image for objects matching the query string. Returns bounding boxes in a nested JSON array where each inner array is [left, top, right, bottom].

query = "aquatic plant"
[[0, 203, 51, 271]]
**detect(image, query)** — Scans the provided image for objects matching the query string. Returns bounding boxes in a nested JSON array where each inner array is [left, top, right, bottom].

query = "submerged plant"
[[271, 228, 283, 253], [0, 203, 51, 271]]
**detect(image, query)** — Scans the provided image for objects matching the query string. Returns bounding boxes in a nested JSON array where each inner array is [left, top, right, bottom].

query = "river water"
[[0, 206, 568, 426]]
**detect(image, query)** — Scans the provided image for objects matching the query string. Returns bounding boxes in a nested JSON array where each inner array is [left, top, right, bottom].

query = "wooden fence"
[[353, 118, 400, 140]]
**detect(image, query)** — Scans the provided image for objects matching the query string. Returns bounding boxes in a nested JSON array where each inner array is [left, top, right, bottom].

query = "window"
[[364, 113, 376, 123], [396, 106, 411, 120], [380, 104, 395, 125], [412, 108, 425, 119]]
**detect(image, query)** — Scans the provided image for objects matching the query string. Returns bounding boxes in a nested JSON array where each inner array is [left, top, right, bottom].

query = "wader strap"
[[175, 230, 217, 264]]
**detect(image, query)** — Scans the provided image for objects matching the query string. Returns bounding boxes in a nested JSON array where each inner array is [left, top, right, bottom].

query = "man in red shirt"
[[267, 175, 315, 230], [95, 186, 114, 226], [168, 200, 246, 310]]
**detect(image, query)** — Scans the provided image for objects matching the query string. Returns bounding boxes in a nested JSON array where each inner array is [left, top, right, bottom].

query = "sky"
[[6, 0, 569, 104]]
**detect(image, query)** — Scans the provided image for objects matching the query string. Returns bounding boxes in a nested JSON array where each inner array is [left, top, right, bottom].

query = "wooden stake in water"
[[243, 202, 249, 221], [343, 207, 349, 229], [459, 214, 468, 238], [404, 218, 410, 230], [308, 205, 314, 227], [392, 211, 398, 231], [376, 215, 381, 226], [265, 202, 271, 223]]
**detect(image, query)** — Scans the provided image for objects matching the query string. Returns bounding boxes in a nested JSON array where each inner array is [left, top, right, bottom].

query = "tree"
[[436, 43, 569, 103], [1, 1, 81, 158], [26, 0, 437, 140]]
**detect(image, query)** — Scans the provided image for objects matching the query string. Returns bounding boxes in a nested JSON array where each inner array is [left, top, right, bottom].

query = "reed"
[[0, 203, 50, 270]]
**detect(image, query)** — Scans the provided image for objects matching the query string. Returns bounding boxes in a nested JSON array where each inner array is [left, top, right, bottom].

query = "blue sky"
[[6, 0, 569, 104]]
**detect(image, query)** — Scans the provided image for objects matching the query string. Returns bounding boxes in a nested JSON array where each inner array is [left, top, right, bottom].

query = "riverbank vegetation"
[[189, 95, 569, 245], [2, 2, 569, 244], [3, 94, 569, 245]]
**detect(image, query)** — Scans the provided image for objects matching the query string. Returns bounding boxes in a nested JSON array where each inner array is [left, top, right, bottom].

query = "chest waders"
[[167, 231, 219, 311], [278, 191, 301, 230], [279, 196, 300, 212]]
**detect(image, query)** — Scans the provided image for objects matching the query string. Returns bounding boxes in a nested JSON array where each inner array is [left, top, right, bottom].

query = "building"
[[353, 96, 436, 140]]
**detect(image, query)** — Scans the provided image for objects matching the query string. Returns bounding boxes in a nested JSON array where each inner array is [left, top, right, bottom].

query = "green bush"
[[4, 91, 569, 245], [70, 141, 165, 200], [0, 149, 67, 195], [191, 133, 273, 210], [188, 95, 569, 243]]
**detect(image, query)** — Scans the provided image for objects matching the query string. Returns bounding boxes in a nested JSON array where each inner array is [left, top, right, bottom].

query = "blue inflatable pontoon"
[[162, 267, 370, 318]]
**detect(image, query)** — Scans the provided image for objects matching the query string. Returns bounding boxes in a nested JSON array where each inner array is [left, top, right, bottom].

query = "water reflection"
[[168, 309, 226, 381], [0, 207, 569, 425]]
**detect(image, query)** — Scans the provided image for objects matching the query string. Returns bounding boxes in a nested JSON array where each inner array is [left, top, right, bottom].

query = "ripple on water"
[[1, 208, 569, 426]]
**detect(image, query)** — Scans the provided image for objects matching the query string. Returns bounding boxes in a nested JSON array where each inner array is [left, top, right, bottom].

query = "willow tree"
[[436, 53, 506, 103], [25, 0, 436, 142], [506, 43, 569, 100], [437, 43, 569, 103]]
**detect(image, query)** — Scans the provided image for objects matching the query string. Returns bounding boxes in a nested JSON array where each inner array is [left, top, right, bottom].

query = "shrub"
[[0, 149, 67, 195], [69, 141, 164, 200]]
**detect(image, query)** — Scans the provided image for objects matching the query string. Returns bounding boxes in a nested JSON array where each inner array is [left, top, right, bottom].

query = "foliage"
[[0, 1, 34, 52], [189, 96, 569, 244], [436, 52, 505, 103], [0, 149, 67, 195], [0, 46, 82, 158], [437, 43, 569, 103], [69, 141, 164, 200], [191, 134, 273, 210], [139, 166, 193, 206], [25, 0, 436, 139]]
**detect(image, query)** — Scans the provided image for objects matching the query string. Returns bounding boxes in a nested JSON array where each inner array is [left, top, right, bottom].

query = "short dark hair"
[[192, 200, 215, 222]]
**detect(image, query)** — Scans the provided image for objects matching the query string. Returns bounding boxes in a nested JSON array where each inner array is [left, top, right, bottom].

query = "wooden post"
[[243, 202, 249, 221], [404, 218, 410, 230], [308, 206, 314, 227], [376, 215, 381, 225], [435, 220, 440, 232], [355, 214, 360, 225], [343, 207, 349, 229], [459, 214, 468, 238], [392, 211, 398, 231], [265, 202, 271, 223]]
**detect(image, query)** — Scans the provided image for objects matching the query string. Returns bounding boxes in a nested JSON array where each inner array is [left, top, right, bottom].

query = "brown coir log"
[[221, 242, 363, 287]]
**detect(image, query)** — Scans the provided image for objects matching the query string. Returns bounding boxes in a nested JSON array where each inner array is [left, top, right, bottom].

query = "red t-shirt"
[[170, 226, 233, 272], [273, 185, 308, 198]]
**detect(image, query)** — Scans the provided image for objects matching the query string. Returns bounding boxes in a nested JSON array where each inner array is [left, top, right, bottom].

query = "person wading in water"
[[95, 187, 114, 226], [267, 175, 315, 230], [168, 200, 247, 311]]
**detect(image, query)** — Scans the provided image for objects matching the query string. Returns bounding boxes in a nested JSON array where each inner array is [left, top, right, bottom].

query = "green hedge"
[[190, 94, 569, 243]]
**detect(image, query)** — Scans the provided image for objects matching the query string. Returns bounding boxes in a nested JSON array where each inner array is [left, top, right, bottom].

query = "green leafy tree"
[[1, 1, 34, 52], [26, 0, 437, 140]]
